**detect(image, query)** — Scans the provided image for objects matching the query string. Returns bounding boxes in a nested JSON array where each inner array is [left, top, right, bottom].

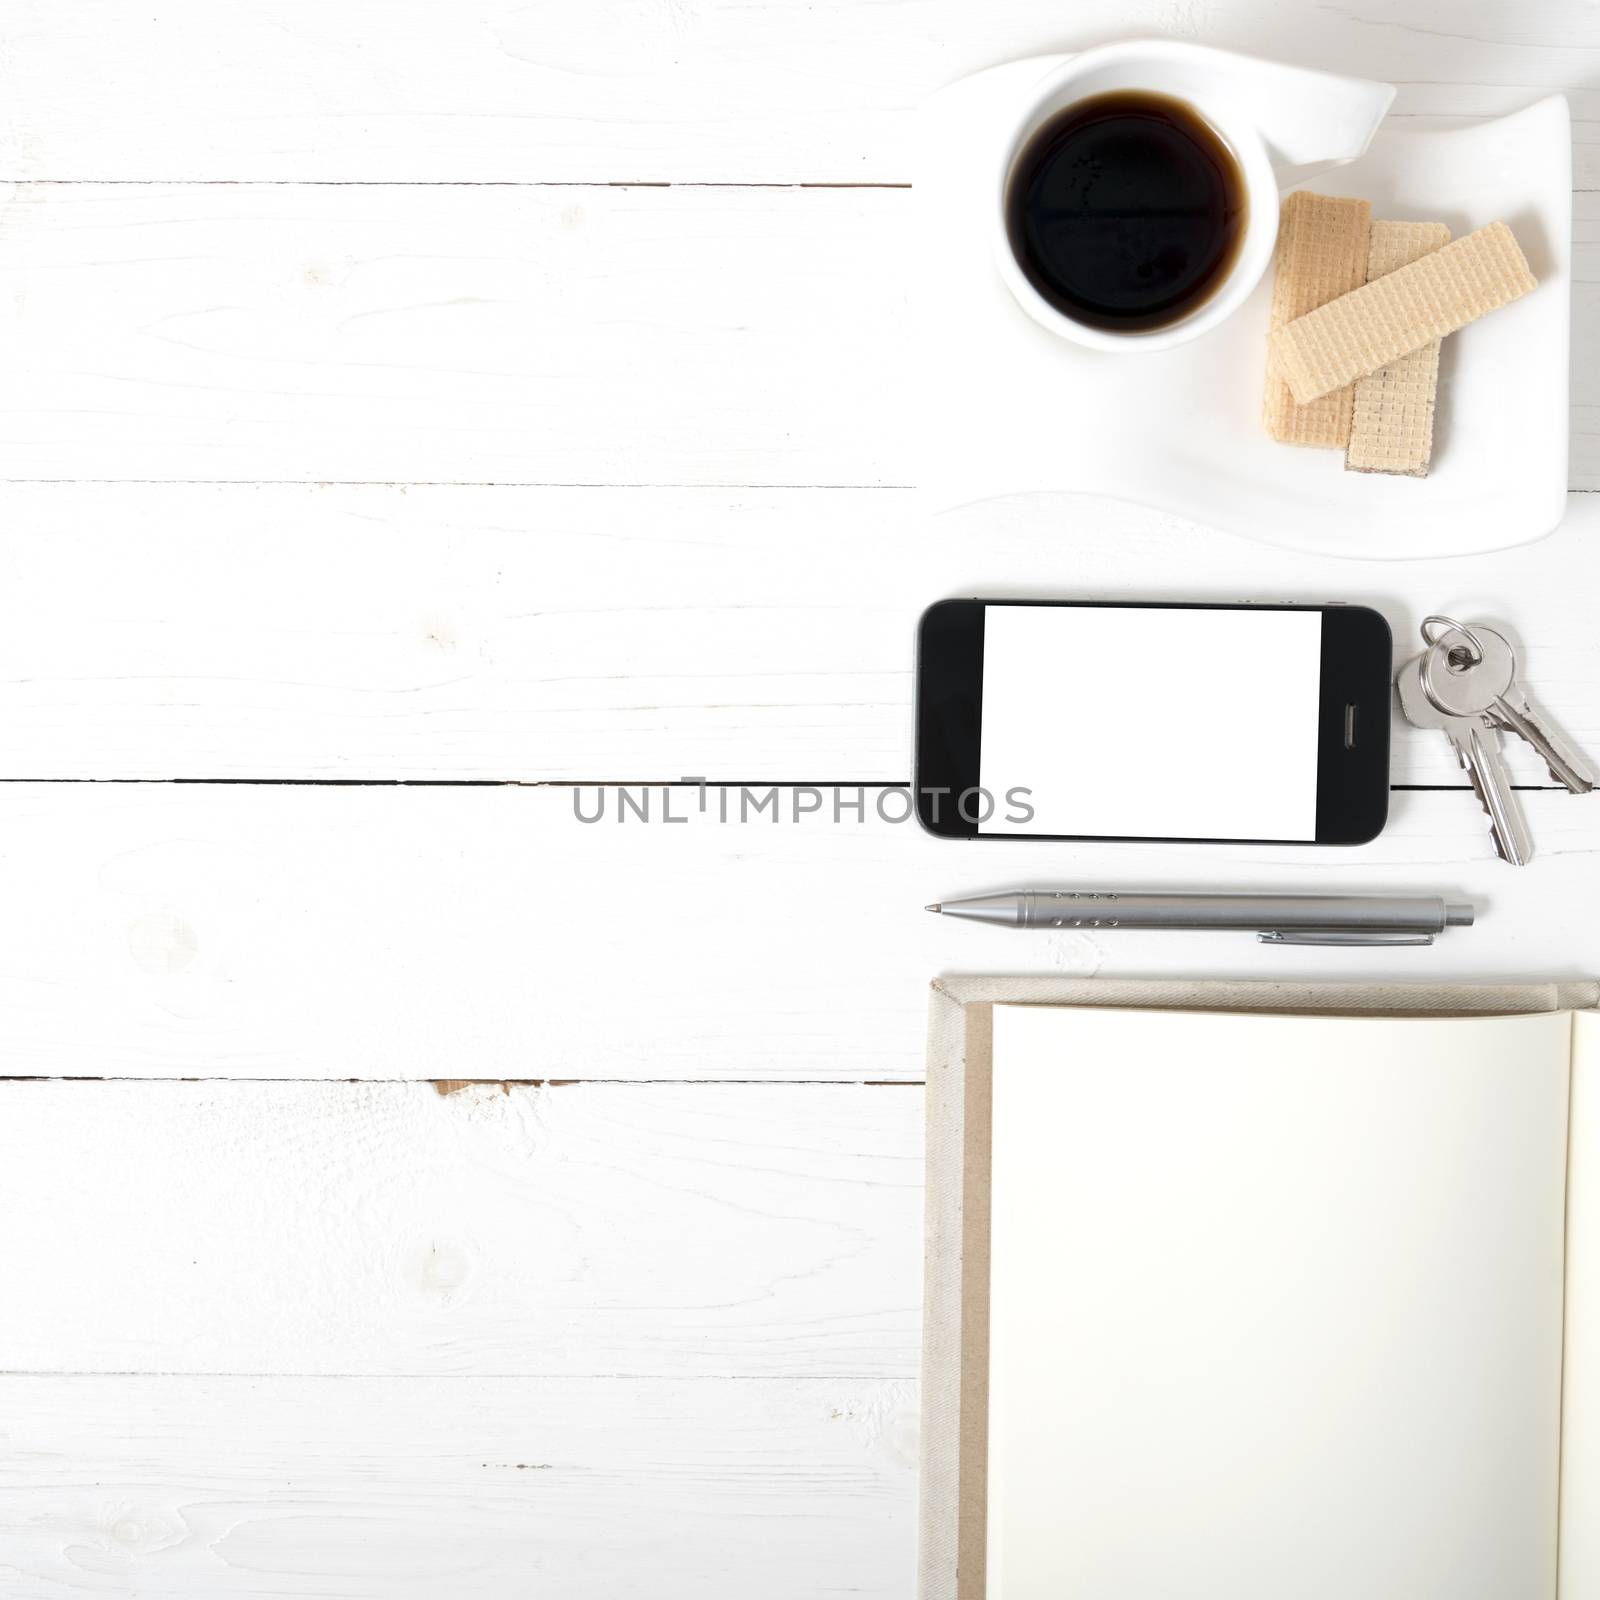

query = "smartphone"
[[915, 598, 1391, 845]]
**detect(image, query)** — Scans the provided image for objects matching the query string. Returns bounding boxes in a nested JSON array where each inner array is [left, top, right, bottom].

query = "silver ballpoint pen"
[[925, 891, 1475, 946]]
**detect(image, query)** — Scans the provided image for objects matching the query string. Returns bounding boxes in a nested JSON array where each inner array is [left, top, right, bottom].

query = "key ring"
[[1420, 615, 1485, 670]]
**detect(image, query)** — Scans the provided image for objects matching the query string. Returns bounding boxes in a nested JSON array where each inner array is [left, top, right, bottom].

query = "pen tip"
[[925, 903, 942, 914]]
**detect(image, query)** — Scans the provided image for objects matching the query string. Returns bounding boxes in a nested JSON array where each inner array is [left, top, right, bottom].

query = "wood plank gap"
[[0, 1369, 903, 1380], [0, 479, 916, 490], [0, 777, 1555, 791], [0, 1076, 925, 1087], [4, 178, 915, 189]]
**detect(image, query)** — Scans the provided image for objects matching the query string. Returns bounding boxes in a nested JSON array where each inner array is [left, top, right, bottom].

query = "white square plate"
[[918, 58, 1570, 560]]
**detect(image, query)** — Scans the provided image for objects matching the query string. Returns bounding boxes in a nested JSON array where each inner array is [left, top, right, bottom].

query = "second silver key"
[[1421, 623, 1597, 794], [1399, 652, 1534, 864]]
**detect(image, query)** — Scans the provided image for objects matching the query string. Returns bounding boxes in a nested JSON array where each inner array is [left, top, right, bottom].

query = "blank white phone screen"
[[977, 605, 1324, 840]]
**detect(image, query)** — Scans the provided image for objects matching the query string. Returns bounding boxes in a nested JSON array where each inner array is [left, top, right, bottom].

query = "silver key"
[[1398, 651, 1534, 864], [1420, 623, 1597, 794]]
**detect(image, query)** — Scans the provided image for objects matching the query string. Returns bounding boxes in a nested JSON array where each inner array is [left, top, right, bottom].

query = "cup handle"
[[1211, 52, 1395, 188]]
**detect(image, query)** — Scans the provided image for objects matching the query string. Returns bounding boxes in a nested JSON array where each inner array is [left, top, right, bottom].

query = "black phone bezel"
[[914, 597, 1391, 845]]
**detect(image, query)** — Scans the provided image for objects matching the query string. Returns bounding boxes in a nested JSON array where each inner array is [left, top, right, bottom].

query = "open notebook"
[[920, 980, 1598, 1600]]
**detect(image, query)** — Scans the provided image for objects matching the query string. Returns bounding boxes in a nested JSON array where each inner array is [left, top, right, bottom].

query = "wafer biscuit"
[[1272, 221, 1535, 404], [1346, 220, 1451, 477], [1263, 192, 1372, 447]]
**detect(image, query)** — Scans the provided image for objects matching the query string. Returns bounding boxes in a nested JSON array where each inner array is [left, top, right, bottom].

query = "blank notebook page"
[[986, 1004, 1571, 1600]]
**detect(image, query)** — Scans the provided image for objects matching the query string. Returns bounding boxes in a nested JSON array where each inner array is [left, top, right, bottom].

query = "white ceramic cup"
[[995, 41, 1394, 353]]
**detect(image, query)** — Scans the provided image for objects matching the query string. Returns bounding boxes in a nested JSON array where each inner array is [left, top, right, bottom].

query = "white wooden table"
[[2, 3, 1598, 1594]]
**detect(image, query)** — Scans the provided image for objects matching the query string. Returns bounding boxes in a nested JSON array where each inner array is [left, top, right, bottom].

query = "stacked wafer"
[[1263, 193, 1537, 477]]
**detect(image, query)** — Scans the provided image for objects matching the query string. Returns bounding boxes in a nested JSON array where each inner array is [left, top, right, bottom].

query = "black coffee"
[[1005, 90, 1247, 333]]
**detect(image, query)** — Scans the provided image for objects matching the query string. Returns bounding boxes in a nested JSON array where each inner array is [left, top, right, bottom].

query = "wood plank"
[[0, 783, 1594, 1083], [0, 1080, 921, 1375], [0, 182, 1591, 488], [0, 183, 903, 486], [2, 0, 1597, 182], [1, 481, 1596, 786], [0, 1374, 916, 1596], [1570, 192, 1599, 488]]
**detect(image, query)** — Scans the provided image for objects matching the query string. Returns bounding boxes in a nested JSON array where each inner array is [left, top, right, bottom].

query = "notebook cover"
[[919, 975, 1600, 1600]]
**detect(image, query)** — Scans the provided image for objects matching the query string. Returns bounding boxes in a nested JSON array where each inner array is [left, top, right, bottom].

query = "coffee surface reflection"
[[1005, 90, 1248, 334]]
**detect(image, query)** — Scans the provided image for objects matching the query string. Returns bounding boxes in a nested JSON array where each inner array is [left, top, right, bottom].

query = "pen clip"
[[1257, 929, 1436, 947]]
